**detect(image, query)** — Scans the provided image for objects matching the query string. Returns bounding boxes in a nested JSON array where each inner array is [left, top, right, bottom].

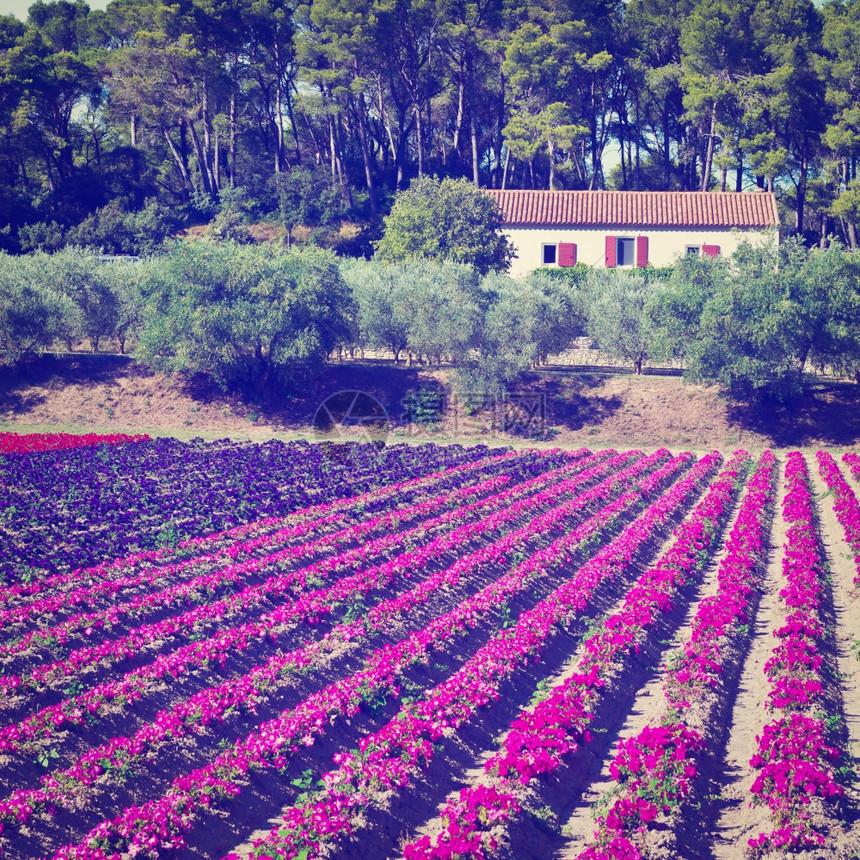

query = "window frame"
[[616, 236, 636, 267]]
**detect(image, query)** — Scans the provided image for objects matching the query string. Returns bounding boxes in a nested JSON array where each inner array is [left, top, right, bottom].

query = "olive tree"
[[584, 268, 659, 374], [0, 253, 73, 366], [40, 248, 120, 352], [137, 241, 353, 394]]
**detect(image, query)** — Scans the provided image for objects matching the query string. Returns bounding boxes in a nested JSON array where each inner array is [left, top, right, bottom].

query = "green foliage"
[[34, 747, 60, 768], [0, 253, 75, 365], [342, 256, 480, 364], [652, 239, 860, 399], [136, 241, 354, 395], [374, 177, 514, 275], [275, 167, 343, 249], [583, 268, 659, 374], [37, 248, 121, 352]]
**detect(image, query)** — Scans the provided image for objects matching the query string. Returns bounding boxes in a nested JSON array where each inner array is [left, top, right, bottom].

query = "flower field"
[[1, 437, 859, 860]]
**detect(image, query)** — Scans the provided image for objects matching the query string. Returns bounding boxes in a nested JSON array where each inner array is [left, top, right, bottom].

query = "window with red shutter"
[[605, 235, 617, 267], [558, 242, 577, 267], [702, 244, 720, 258], [636, 235, 649, 268]]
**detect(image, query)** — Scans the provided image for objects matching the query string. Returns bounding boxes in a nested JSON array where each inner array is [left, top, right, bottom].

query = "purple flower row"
[[6, 455, 605, 694], [1, 467, 525, 658], [245, 452, 718, 860], [50, 450, 693, 859], [817, 451, 860, 588], [843, 451, 860, 483], [0, 450, 608, 754], [0, 446, 546, 626], [406, 450, 750, 860], [748, 452, 844, 856], [0, 451, 651, 833], [1, 438, 496, 577], [576, 451, 776, 860]]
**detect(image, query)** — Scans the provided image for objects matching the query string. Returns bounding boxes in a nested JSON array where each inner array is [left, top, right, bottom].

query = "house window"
[[542, 244, 557, 265], [686, 245, 701, 255], [606, 235, 648, 268], [616, 237, 635, 266]]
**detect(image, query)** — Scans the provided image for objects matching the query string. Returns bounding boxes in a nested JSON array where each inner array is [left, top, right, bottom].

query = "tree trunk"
[[662, 103, 671, 188], [414, 103, 424, 177], [795, 152, 807, 235], [354, 90, 378, 217], [467, 53, 479, 186], [493, 70, 505, 188], [451, 77, 465, 170], [162, 125, 194, 194], [700, 104, 717, 191], [187, 118, 215, 199], [229, 93, 237, 186], [273, 44, 286, 173]]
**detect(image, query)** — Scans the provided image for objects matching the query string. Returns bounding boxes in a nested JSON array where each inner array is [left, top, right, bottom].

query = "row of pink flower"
[[403, 450, 752, 860], [0, 450, 622, 699], [241, 452, 721, 860], [0, 432, 150, 455], [575, 451, 776, 860], [843, 451, 860, 483], [0, 451, 670, 832], [0, 450, 625, 755], [0, 469, 522, 656], [49, 450, 696, 858], [0, 447, 543, 614], [747, 452, 844, 856], [817, 451, 860, 588]]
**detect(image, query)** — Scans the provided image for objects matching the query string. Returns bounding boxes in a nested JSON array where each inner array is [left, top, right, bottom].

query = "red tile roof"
[[484, 189, 779, 228]]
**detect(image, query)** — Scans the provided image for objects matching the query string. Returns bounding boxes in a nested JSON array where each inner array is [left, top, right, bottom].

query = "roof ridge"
[[484, 189, 778, 228]]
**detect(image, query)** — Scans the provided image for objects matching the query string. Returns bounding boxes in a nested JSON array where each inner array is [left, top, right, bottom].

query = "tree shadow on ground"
[[725, 382, 860, 447], [513, 371, 623, 434], [0, 353, 141, 416], [184, 360, 435, 430], [0, 353, 137, 388]]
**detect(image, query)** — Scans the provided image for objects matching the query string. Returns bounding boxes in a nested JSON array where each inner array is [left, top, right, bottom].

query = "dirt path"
[[808, 455, 860, 813], [707, 461, 787, 857], [556, 459, 767, 858], [396, 456, 742, 859]]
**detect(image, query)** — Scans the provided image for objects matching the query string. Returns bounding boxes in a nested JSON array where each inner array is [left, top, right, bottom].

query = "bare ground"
[[3, 354, 860, 451]]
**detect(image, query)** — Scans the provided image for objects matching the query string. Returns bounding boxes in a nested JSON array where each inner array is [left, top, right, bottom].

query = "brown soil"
[[3, 354, 860, 451]]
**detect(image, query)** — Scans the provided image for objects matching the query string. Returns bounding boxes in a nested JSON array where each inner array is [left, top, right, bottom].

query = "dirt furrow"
[[705, 458, 788, 857], [555, 475, 754, 858], [808, 454, 860, 842], [395, 458, 741, 860]]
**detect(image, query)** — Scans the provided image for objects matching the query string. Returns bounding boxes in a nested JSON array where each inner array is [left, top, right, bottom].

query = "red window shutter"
[[558, 242, 577, 267], [702, 244, 720, 258], [636, 235, 649, 268], [605, 235, 616, 268]]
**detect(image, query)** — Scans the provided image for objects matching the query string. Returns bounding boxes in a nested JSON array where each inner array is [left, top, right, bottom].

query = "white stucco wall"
[[504, 225, 779, 278]]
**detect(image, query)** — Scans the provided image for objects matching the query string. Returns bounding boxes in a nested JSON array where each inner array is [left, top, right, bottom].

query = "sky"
[[1, 0, 110, 21]]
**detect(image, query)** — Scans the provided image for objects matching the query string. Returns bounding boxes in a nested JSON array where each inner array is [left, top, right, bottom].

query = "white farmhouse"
[[484, 189, 780, 278]]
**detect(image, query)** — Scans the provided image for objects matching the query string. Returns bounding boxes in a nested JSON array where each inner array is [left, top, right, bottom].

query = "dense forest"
[[2, 0, 860, 254]]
